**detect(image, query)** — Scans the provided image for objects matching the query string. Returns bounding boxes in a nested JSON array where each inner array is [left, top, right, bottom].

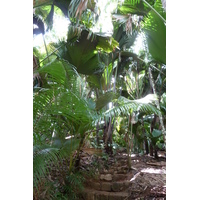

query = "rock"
[[113, 174, 127, 181], [93, 182, 101, 190], [98, 194, 108, 200], [100, 174, 112, 181], [101, 182, 112, 191], [111, 182, 124, 192]]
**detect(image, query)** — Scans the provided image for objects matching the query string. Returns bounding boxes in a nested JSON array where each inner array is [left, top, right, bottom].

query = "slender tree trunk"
[[148, 66, 166, 142], [150, 114, 156, 157], [150, 144, 154, 156], [154, 146, 158, 159], [96, 121, 100, 147], [144, 138, 149, 155]]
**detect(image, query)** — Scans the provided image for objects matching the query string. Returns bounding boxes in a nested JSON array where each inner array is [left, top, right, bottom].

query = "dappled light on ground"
[[122, 153, 136, 157], [141, 167, 166, 174]]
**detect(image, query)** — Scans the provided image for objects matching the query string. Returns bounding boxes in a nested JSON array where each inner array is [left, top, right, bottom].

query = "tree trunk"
[[150, 114, 156, 157], [150, 144, 154, 156], [96, 121, 100, 147], [154, 147, 158, 159], [144, 138, 149, 155], [148, 66, 166, 142], [103, 117, 113, 155]]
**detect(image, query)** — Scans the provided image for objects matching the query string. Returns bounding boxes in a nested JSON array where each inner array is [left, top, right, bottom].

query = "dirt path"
[[79, 149, 166, 199]]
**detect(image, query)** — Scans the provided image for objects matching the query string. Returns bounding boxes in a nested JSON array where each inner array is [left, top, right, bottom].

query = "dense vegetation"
[[33, 0, 166, 199]]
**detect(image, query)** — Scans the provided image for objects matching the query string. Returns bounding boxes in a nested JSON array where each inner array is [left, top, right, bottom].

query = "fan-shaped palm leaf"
[[117, 0, 153, 16], [52, 28, 118, 75], [142, 0, 166, 64]]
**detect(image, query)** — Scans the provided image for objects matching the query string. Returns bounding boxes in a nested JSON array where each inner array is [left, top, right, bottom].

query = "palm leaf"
[[34, 0, 70, 17], [113, 23, 138, 49], [96, 91, 120, 111], [33, 137, 80, 190], [53, 29, 118, 75], [142, 0, 166, 64], [102, 94, 161, 120], [117, 0, 153, 16], [33, 145, 60, 190]]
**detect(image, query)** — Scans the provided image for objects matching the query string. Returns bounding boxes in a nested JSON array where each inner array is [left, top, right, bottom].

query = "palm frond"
[[34, 58, 98, 141], [96, 91, 120, 111], [33, 145, 60, 190], [101, 94, 161, 120], [33, 137, 80, 190], [117, 0, 153, 16], [34, 0, 70, 17], [51, 29, 119, 75], [142, 0, 166, 64]]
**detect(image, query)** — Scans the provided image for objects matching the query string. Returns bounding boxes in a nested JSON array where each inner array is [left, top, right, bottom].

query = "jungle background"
[[0, 0, 198, 199]]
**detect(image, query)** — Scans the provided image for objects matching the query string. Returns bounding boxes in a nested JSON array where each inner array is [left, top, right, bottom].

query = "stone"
[[100, 174, 112, 181], [108, 193, 129, 200], [101, 182, 112, 191], [113, 174, 127, 181], [100, 174, 105, 180], [98, 194, 108, 200], [111, 182, 124, 192], [86, 192, 95, 200], [93, 182, 101, 190]]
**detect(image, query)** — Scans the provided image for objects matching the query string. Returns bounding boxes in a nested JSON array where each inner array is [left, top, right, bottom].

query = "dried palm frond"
[[125, 14, 133, 35], [33, 55, 42, 87], [75, 0, 88, 18], [33, 55, 39, 71], [69, 0, 89, 19]]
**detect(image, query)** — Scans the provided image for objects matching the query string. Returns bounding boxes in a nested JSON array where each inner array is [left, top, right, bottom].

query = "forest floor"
[[34, 148, 166, 200], [79, 148, 166, 200]]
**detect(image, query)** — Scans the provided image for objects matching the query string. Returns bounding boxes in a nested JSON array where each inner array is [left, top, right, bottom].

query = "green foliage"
[[34, 0, 70, 17], [33, 145, 59, 190], [33, 1, 166, 197], [142, 0, 166, 64], [117, 0, 152, 15], [33, 137, 81, 188], [63, 172, 85, 199], [113, 23, 138, 49], [103, 95, 160, 120], [96, 91, 120, 111], [33, 58, 99, 194], [53, 29, 116, 75]]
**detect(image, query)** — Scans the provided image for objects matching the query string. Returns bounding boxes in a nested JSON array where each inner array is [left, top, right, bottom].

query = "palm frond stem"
[[42, 34, 50, 63], [142, 0, 166, 24], [150, 63, 165, 76], [39, 43, 66, 64]]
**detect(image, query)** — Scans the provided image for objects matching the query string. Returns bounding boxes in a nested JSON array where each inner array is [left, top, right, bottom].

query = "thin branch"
[[150, 64, 165, 76], [136, 55, 165, 76], [39, 43, 66, 64]]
